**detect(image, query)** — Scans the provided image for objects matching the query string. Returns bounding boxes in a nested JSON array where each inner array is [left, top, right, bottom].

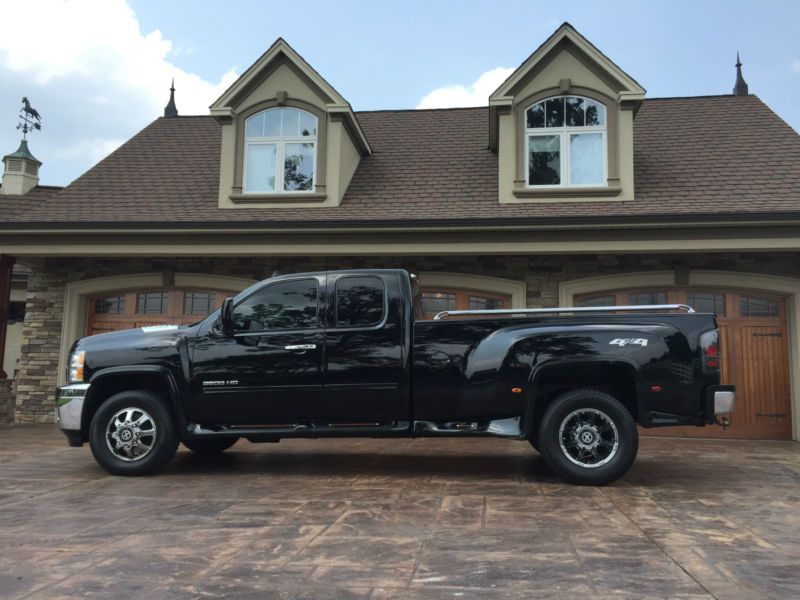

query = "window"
[[740, 295, 779, 318], [244, 107, 317, 193], [137, 292, 168, 314], [234, 279, 318, 331], [335, 277, 385, 327], [628, 291, 666, 305], [687, 291, 725, 315], [469, 296, 507, 310], [576, 295, 616, 307], [421, 292, 456, 315], [95, 295, 126, 314], [526, 95, 606, 187], [184, 292, 216, 315]]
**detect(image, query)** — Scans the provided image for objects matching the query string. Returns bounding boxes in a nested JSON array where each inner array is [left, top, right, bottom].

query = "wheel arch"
[[523, 357, 642, 439], [82, 366, 185, 442]]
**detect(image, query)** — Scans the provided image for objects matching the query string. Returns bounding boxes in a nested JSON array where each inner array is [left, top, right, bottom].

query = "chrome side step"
[[413, 417, 521, 438]]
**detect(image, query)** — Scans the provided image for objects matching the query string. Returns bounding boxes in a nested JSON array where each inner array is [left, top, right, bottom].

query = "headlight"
[[69, 351, 85, 383]]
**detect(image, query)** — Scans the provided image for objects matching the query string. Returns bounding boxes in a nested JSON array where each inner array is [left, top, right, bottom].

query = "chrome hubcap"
[[105, 407, 157, 462], [558, 408, 619, 468]]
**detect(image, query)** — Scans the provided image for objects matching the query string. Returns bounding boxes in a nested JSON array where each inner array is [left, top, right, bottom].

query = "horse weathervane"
[[17, 97, 42, 140]]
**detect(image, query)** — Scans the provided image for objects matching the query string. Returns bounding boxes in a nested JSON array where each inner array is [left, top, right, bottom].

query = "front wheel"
[[537, 388, 638, 485], [89, 390, 179, 476]]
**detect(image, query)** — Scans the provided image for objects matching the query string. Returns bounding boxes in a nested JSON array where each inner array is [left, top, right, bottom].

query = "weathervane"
[[17, 97, 42, 140]]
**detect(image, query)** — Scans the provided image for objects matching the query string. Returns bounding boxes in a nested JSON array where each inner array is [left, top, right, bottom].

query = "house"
[[1, 23, 798, 439]]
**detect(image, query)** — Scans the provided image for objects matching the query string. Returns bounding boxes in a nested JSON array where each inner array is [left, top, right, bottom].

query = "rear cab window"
[[335, 276, 385, 328]]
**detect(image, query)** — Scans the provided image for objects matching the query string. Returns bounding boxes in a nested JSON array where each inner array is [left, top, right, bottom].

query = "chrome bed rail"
[[432, 304, 695, 320]]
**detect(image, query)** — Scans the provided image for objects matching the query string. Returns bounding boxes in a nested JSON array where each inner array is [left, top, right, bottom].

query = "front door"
[[189, 276, 324, 425]]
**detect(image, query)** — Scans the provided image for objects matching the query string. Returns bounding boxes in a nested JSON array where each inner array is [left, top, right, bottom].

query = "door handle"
[[284, 344, 317, 351]]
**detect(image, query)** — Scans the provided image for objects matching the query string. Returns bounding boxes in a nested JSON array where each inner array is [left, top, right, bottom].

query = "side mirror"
[[220, 297, 235, 334]]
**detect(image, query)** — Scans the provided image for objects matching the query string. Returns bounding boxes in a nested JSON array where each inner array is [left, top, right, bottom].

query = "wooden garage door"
[[88, 288, 228, 336], [575, 288, 792, 440]]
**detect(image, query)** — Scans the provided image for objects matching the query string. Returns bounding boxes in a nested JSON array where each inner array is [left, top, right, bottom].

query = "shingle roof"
[[1, 95, 798, 227]]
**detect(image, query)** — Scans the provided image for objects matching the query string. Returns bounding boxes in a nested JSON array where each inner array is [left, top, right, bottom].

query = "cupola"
[[1, 139, 41, 195]]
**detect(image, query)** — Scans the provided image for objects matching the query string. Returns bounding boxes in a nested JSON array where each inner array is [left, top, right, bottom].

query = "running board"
[[413, 417, 522, 438], [188, 421, 411, 437]]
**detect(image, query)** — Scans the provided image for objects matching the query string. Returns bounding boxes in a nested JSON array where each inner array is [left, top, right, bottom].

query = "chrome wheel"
[[558, 408, 619, 468], [105, 407, 157, 462]]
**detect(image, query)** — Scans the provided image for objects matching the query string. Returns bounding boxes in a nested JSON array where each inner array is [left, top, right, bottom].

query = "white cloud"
[[791, 60, 800, 74], [0, 0, 239, 185], [416, 67, 515, 109]]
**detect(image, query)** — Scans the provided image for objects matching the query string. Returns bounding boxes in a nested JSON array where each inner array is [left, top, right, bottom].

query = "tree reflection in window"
[[233, 279, 318, 331], [335, 277, 385, 327]]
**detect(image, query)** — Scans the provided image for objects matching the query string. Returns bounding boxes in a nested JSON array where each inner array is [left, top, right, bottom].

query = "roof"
[[1, 94, 798, 228]]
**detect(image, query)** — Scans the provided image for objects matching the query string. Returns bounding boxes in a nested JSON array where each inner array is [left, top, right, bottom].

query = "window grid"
[[525, 95, 607, 188], [183, 292, 216, 315], [95, 295, 126, 315], [687, 291, 726, 316], [575, 295, 616, 307], [137, 292, 169, 315], [740, 296, 779, 318], [244, 107, 317, 194]]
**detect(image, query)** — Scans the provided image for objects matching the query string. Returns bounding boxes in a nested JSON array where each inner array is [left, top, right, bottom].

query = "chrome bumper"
[[713, 389, 735, 415], [55, 383, 90, 431]]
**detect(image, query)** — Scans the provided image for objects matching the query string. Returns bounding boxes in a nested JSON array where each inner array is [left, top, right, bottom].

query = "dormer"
[[212, 39, 371, 209], [489, 23, 645, 203]]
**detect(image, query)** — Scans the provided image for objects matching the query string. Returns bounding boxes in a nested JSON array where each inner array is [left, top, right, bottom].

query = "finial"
[[733, 51, 749, 96], [164, 78, 178, 117]]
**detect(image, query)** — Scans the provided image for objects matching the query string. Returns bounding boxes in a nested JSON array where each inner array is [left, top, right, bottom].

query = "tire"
[[89, 389, 179, 476], [537, 388, 638, 486], [182, 437, 238, 454]]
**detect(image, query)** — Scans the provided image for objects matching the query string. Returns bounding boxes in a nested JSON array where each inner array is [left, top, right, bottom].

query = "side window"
[[335, 276, 385, 327], [234, 279, 318, 331]]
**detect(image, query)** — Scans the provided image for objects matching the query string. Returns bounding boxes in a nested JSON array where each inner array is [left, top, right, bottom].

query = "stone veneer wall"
[[13, 252, 800, 422], [0, 379, 14, 425]]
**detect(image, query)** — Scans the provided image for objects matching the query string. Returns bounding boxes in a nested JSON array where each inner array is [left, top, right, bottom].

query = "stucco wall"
[[13, 252, 800, 423]]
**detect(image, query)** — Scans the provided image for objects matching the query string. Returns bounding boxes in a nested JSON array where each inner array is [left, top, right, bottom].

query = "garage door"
[[575, 288, 792, 440], [88, 288, 228, 336]]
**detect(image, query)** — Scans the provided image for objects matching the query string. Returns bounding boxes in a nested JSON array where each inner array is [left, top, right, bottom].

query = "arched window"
[[244, 107, 317, 193], [525, 95, 606, 187]]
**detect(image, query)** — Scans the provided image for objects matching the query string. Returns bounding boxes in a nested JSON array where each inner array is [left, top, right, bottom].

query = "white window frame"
[[243, 108, 318, 194], [525, 95, 607, 188]]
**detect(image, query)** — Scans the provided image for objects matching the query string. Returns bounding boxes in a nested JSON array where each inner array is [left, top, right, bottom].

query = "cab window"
[[335, 276, 385, 327], [234, 279, 318, 331]]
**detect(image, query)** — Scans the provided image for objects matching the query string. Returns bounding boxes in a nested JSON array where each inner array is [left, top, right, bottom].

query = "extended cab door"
[[188, 276, 325, 424], [322, 272, 410, 422]]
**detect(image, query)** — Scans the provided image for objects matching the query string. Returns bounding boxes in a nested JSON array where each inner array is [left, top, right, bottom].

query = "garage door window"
[[740, 295, 779, 318], [687, 291, 725, 315], [184, 292, 216, 315], [137, 292, 168, 314], [575, 294, 615, 307], [95, 295, 125, 315], [629, 291, 666, 305]]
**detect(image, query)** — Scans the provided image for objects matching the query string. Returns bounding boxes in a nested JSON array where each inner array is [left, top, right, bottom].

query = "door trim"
[[559, 270, 800, 441]]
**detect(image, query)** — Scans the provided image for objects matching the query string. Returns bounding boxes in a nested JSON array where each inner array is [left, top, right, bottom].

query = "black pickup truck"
[[56, 269, 735, 485]]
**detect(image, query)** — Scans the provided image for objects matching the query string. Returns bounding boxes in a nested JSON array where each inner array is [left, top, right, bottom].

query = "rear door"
[[321, 273, 409, 422]]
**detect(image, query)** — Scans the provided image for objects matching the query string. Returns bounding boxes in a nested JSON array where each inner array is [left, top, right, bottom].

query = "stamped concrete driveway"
[[0, 425, 799, 599]]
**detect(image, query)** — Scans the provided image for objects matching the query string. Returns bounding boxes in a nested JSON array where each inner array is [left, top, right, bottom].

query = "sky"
[[0, 0, 798, 187]]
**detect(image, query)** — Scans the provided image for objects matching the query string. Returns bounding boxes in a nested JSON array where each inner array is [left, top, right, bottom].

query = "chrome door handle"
[[284, 344, 317, 351]]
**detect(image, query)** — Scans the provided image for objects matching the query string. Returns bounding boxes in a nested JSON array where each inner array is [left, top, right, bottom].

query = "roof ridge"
[[645, 93, 756, 101], [355, 106, 488, 115]]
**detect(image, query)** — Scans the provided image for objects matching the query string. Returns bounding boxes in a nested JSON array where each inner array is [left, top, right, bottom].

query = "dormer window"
[[525, 95, 606, 187], [244, 107, 317, 193]]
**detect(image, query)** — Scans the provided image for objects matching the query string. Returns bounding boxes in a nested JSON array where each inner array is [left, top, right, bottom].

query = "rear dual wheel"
[[535, 388, 638, 485]]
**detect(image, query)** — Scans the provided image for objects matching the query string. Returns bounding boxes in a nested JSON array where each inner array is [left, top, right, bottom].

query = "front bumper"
[[705, 384, 736, 417], [55, 383, 90, 435]]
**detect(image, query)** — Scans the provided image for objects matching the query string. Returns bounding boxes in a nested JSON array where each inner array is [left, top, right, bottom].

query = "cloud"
[[416, 67, 515, 109], [0, 0, 238, 185], [791, 60, 800, 75]]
